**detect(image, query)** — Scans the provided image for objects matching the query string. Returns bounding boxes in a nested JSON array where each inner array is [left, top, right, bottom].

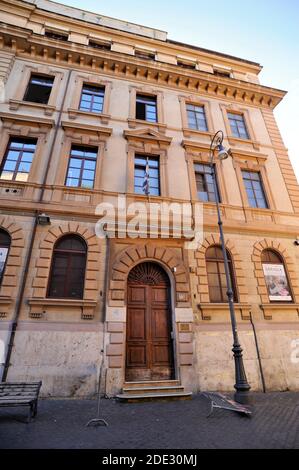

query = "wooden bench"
[[0, 381, 42, 423]]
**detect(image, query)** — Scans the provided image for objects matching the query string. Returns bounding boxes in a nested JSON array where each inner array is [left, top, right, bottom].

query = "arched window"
[[206, 245, 237, 303], [261, 249, 292, 302], [47, 235, 87, 299], [0, 229, 11, 286]]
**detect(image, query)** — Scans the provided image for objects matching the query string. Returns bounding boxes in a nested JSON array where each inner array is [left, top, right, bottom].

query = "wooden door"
[[126, 262, 174, 382]]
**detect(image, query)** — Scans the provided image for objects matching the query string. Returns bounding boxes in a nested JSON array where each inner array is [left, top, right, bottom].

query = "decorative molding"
[[0, 216, 25, 301], [124, 128, 172, 146], [0, 28, 285, 110], [110, 243, 190, 307]]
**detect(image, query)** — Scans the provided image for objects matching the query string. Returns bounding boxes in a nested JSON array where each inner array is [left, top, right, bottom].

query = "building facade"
[[0, 0, 299, 397]]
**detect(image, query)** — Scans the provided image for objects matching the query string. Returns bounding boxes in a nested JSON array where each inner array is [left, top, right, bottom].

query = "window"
[[177, 61, 196, 70], [23, 74, 54, 104], [227, 112, 249, 139], [136, 94, 157, 122], [88, 40, 111, 51], [242, 171, 268, 208], [0, 138, 37, 182], [261, 249, 292, 302], [134, 155, 160, 196], [0, 229, 11, 286], [48, 235, 87, 299], [45, 30, 68, 41], [194, 163, 219, 202], [79, 84, 105, 113], [65, 146, 98, 189], [135, 50, 155, 60], [206, 245, 237, 303], [214, 69, 231, 78], [187, 104, 208, 131]]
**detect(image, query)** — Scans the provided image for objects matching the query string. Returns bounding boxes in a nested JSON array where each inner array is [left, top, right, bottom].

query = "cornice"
[[0, 25, 286, 110], [0, 111, 54, 127], [61, 120, 112, 137]]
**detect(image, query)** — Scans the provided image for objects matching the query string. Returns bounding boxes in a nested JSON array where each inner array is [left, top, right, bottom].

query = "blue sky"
[[60, 0, 299, 180]]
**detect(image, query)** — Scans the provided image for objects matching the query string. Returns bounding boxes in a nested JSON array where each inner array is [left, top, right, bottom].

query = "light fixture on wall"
[[37, 213, 51, 225]]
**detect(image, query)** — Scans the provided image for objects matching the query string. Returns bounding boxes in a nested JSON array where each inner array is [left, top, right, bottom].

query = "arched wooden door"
[[126, 262, 174, 382]]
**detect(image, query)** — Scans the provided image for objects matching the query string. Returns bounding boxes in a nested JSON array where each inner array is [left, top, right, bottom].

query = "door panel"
[[126, 262, 174, 382]]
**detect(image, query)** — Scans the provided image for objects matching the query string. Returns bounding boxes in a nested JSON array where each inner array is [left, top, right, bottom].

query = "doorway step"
[[116, 380, 192, 403]]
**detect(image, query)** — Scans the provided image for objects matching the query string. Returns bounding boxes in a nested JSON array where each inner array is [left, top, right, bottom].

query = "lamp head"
[[217, 143, 231, 160]]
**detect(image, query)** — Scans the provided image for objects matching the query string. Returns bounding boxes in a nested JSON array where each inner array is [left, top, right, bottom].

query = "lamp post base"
[[234, 389, 251, 405]]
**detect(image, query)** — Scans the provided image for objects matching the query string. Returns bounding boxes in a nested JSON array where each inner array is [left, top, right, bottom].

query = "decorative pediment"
[[123, 128, 172, 146]]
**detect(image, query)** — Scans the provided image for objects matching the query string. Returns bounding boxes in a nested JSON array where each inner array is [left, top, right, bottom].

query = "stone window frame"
[[183, 141, 228, 204], [0, 118, 52, 191], [179, 95, 215, 138], [28, 223, 102, 320], [67, 73, 112, 125], [195, 234, 250, 321], [9, 64, 63, 116], [124, 128, 172, 198], [54, 122, 112, 189], [0, 216, 25, 318], [220, 103, 260, 150], [128, 85, 166, 133], [232, 156, 276, 211], [252, 239, 299, 311]]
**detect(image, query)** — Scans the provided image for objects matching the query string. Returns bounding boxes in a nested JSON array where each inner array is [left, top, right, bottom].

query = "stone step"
[[123, 380, 181, 389], [122, 385, 185, 395], [116, 391, 192, 403]]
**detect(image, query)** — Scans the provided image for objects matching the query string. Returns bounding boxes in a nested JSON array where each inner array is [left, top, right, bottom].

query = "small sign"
[[0, 247, 8, 280], [262, 263, 292, 301], [179, 323, 191, 332], [106, 306, 126, 322]]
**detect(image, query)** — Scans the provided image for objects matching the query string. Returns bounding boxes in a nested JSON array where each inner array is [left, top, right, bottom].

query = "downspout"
[[249, 311, 266, 393], [102, 231, 110, 397], [1, 69, 72, 381]]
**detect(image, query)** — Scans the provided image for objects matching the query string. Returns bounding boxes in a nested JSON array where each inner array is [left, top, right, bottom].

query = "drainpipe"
[[1, 69, 72, 381], [102, 231, 110, 397], [249, 311, 266, 393]]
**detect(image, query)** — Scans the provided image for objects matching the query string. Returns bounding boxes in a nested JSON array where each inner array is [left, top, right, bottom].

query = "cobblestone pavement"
[[1, 392, 299, 449]]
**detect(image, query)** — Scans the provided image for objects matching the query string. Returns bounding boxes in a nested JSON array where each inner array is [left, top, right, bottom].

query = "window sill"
[[228, 135, 260, 151], [182, 128, 214, 139], [260, 303, 299, 320], [9, 99, 56, 116], [197, 302, 251, 321], [128, 118, 166, 133], [0, 296, 13, 318], [28, 298, 97, 320], [68, 108, 110, 124]]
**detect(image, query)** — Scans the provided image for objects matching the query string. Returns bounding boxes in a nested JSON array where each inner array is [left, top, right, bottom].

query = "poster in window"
[[0, 247, 8, 280], [262, 263, 292, 301]]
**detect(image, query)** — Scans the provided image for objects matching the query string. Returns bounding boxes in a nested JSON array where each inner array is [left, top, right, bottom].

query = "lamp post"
[[209, 130, 251, 405]]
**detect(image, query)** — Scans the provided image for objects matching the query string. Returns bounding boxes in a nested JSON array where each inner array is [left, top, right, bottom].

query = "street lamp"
[[209, 130, 251, 405]]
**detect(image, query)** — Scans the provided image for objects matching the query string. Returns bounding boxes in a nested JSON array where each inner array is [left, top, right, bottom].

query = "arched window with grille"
[[206, 245, 238, 303], [261, 249, 292, 302], [0, 229, 11, 286], [47, 235, 87, 299]]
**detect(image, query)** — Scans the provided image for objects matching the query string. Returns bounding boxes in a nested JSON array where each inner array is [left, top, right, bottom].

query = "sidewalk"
[[1, 392, 299, 449]]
